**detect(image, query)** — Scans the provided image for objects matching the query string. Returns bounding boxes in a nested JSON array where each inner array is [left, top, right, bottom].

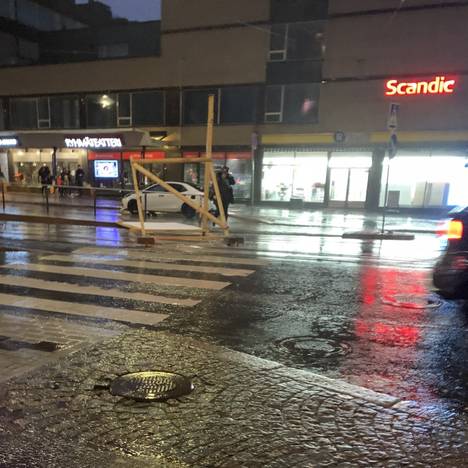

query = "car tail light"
[[447, 220, 463, 240]]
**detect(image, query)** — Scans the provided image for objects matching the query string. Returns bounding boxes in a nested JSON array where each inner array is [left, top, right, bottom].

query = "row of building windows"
[[0, 83, 320, 130]]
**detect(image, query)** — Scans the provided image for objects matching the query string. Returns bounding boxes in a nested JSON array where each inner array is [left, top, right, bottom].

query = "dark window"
[[118, 93, 131, 127], [283, 83, 320, 123], [86, 94, 117, 128], [168, 183, 187, 193], [269, 24, 287, 61], [37, 97, 50, 128], [220, 86, 257, 124], [146, 184, 166, 192], [183, 89, 218, 125], [50, 96, 80, 128], [133, 91, 164, 126], [165, 90, 180, 126], [10, 98, 37, 129], [265, 86, 283, 122], [0, 100, 4, 130], [0, 0, 161, 66], [287, 22, 324, 60], [270, 0, 328, 23]]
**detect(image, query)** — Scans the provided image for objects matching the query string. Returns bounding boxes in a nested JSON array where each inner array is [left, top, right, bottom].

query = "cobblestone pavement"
[[0, 312, 126, 382], [0, 330, 466, 467]]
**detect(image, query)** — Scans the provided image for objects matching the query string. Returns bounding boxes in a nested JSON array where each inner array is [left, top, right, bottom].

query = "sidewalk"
[[0, 193, 447, 236], [0, 329, 465, 467], [230, 205, 443, 234]]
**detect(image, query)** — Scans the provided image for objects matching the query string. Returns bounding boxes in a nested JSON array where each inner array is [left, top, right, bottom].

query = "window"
[[269, 21, 325, 62], [133, 91, 164, 126], [265, 84, 320, 123], [262, 150, 328, 202], [118, 93, 132, 127], [168, 183, 187, 193], [165, 90, 180, 126], [287, 22, 324, 61], [98, 44, 129, 59], [220, 86, 257, 124], [50, 96, 79, 128], [37, 97, 50, 128], [9, 98, 37, 129], [269, 24, 287, 61], [145, 184, 166, 192], [265, 86, 284, 122], [183, 89, 218, 125], [380, 154, 468, 208], [283, 83, 320, 123], [86, 94, 117, 128]]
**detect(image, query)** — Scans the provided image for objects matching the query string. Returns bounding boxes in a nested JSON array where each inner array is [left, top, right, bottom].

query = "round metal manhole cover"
[[277, 336, 351, 358], [382, 294, 442, 309], [110, 371, 193, 402]]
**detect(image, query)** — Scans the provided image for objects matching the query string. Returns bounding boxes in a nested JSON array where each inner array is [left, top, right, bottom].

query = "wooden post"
[[202, 95, 215, 235], [133, 162, 227, 228], [131, 162, 146, 236]]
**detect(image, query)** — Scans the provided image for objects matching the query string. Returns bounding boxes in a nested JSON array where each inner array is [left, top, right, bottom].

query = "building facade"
[[0, 0, 467, 209]]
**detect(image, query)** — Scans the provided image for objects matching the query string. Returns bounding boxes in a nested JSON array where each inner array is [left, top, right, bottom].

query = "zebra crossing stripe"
[[74, 247, 269, 266], [0, 293, 168, 326], [0, 274, 200, 307], [40, 255, 255, 278], [1, 263, 230, 290]]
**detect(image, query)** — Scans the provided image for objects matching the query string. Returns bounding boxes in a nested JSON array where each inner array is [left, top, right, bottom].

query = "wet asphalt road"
[[0, 221, 466, 417]]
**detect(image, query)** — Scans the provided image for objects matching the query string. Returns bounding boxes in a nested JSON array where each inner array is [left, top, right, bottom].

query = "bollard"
[[1, 183, 4, 212], [93, 189, 97, 217]]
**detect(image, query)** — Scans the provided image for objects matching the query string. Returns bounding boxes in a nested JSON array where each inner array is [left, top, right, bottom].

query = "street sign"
[[387, 102, 399, 130]]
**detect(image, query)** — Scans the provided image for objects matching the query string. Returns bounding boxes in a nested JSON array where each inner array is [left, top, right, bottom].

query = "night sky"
[[76, 0, 161, 21]]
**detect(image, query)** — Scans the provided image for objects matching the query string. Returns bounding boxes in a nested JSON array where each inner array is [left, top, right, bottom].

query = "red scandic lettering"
[[385, 76, 456, 96]]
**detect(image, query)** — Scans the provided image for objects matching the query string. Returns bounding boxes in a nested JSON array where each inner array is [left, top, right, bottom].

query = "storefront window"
[[262, 150, 328, 202], [226, 154, 253, 200], [11, 149, 53, 184], [380, 153, 468, 208]]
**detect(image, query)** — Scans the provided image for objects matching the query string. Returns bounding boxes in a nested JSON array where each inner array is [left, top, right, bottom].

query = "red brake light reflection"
[[447, 220, 463, 240]]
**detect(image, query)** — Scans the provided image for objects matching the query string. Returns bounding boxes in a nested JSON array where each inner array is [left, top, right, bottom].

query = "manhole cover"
[[382, 294, 442, 309], [277, 336, 351, 358], [110, 371, 193, 402]]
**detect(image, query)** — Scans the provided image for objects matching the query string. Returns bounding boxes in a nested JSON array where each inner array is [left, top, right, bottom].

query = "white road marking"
[[75, 247, 269, 266], [1, 263, 230, 290], [0, 274, 200, 307], [41, 255, 255, 277], [0, 293, 168, 326]]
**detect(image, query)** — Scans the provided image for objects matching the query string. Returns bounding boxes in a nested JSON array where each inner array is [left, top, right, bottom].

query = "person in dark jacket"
[[75, 165, 85, 196], [38, 164, 50, 197], [211, 168, 235, 221]]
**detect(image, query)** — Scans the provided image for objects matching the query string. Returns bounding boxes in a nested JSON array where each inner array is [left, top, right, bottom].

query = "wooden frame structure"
[[130, 95, 228, 238]]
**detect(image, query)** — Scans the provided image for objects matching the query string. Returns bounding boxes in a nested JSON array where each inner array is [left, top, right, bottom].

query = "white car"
[[122, 181, 204, 218]]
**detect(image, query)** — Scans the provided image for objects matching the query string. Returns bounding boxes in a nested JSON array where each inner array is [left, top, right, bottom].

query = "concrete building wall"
[[324, 5, 468, 79], [162, 0, 270, 30]]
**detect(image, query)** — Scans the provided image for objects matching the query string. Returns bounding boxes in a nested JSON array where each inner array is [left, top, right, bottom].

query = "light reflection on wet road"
[[0, 220, 466, 415]]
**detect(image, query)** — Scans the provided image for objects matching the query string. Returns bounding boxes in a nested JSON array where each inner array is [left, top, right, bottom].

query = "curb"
[[0, 212, 121, 228]]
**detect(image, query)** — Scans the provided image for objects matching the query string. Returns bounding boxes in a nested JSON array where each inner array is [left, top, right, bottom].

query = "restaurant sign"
[[65, 136, 123, 149]]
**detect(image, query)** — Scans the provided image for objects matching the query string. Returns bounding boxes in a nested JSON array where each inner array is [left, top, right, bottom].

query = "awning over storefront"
[[0, 129, 162, 150]]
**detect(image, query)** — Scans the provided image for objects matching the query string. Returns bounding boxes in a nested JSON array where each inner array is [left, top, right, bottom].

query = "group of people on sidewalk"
[[38, 164, 86, 197]]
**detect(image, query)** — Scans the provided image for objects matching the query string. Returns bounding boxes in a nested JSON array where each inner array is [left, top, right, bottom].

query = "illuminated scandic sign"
[[385, 76, 456, 96], [0, 138, 18, 147], [65, 136, 123, 149]]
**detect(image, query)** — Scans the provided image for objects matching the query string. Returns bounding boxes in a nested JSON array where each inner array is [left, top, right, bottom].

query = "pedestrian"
[[75, 165, 85, 196], [57, 171, 65, 198], [38, 164, 50, 197], [210, 169, 234, 222]]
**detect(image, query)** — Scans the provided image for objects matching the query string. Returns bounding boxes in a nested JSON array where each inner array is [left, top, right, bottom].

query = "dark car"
[[433, 206, 468, 298]]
